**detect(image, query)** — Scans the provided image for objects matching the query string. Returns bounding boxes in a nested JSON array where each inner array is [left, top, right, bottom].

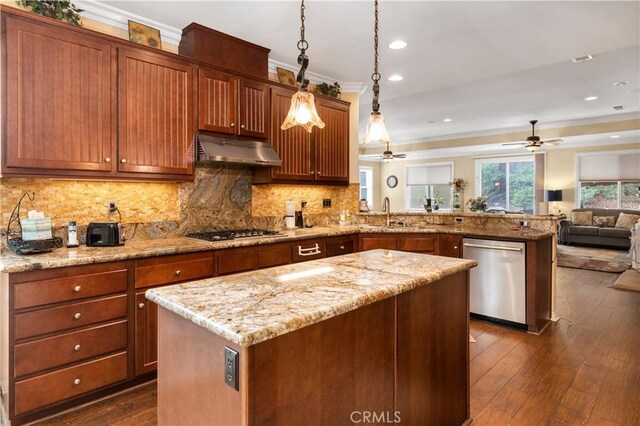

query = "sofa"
[[559, 208, 640, 249]]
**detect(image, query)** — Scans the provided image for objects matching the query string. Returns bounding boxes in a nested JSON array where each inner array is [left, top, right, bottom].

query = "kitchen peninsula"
[[146, 249, 477, 425]]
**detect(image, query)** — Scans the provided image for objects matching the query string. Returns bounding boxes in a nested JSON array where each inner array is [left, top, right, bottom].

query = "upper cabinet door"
[[4, 17, 115, 172], [270, 88, 314, 181], [314, 99, 350, 183], [118, 49, 195, 175], [198, 68, 237, 135], [238, 79, 269, 139]]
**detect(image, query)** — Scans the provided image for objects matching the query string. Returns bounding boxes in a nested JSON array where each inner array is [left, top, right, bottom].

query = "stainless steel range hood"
[[196, 134, 282, 167]]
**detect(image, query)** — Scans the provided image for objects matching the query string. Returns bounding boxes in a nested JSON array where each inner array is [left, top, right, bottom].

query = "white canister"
[[285, 216, 296, 229], [285, 200, 295, 217]]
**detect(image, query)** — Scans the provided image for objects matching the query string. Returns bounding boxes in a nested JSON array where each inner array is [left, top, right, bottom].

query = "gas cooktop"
[[186, 229, 286, 242]]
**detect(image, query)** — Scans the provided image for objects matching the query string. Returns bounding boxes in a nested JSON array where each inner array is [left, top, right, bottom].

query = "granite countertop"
[[360, 211, 561, 220], [0, 224, 551, 273], [146, 249, 477, 347]]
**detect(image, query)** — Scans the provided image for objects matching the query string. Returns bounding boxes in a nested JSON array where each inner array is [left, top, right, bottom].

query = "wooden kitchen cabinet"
[[118, 48, 195, 177], [398, 235, 439, 254], [198, 68, 269, 139], [440, 234, 463, 258], [253, 86, 350, 185], [360, 235, 398, 251], [135, 291, 158, 376], [3, 14, 116, 175]]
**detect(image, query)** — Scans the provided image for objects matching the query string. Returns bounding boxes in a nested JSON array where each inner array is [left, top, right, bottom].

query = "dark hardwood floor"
[[32, 267, 639, 426]]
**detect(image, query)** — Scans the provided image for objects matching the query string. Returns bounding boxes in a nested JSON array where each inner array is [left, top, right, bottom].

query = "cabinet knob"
[[340, 245, 345, 250], [139, 302, 145, 309], [120, 158, 127, 163], [317, 171, 322, 175], [310, 171, 315, 175], [74, 312, 81, 320], [74, 378, 81, 386], [230, 123, 235, 127], [175, 270, 182, 276], [104, 157, 111, 163], [454, 246, 458, 250], [74, 344, 81, 352], [240, 124, 245, 129], [74, 285, 81, 292]]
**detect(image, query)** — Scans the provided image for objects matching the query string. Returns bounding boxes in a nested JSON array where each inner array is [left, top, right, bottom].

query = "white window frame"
[[474, 155, 535, 212], [359, 166, 374, 207], [404, 162, 454, 211]]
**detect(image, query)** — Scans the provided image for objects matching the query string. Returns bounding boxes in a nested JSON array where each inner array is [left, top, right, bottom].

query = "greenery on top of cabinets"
[[314, 82, 341, 99], [17, 0, 83, 26]]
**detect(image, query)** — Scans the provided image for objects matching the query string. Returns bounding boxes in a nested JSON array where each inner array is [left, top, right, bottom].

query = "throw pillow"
[[571, 211, 593, 226], [614, 212, 640, 229], [593, 216, 616, 227]]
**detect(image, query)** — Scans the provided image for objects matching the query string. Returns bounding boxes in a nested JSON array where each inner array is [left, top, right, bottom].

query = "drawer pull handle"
[[74, 344, 81, 351], [298, 244, 321, 256], [139, 303, 145, 309], [74, 312, 81, 320], [74, 285, 82, 292], [175, 270, 182, 276], [74, 378, 81, 386]]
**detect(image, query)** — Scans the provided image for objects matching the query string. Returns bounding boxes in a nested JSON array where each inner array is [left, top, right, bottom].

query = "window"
[[475, 156, 535, 213], [577, 151, 640, 209], [405, 163, 453, 210], [579, 181, 640, 209], [359, 166, 373, 207]]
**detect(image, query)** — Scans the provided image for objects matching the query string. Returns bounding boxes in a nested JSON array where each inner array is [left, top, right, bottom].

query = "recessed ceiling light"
[[443, 118, 452, 122], [388, 40, 407, 50], [584, 96, 598, 101], [612, 80, 630, 87], [610, 135, 620, 139], [572, 54, 594, 63], [388, 74, 403, 82]]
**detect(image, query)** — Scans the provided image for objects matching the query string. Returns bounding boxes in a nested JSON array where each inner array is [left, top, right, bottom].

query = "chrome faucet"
[[382, 196, 391, 227]]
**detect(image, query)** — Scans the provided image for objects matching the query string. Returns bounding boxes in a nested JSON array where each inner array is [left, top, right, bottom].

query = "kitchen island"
[[146, 249, 476, 425]]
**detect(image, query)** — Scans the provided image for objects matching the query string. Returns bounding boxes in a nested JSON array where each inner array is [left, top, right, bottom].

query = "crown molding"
[[77, 1, 365, 95]]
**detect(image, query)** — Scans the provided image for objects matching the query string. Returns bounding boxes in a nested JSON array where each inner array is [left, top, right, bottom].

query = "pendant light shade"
[[280, 0, 325, 133], [362, 0, 391, 147], [363, 112, 391, 146], [281, 91, 324, 133]]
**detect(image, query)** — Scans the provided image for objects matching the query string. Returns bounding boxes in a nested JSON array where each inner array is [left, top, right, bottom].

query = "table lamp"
[[547, 190, 563, 215]]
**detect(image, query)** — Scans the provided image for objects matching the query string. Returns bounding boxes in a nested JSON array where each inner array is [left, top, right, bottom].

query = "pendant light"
[[280, 0, 325, 133], [362, 0, 391, 146]]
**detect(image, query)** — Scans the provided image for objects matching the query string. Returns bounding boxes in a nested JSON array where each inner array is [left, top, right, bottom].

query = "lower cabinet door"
[[14, 352, 127, 416], [360, 236, 398, 251], [398, 236, 439, 254], [135, 291, 158, 376]]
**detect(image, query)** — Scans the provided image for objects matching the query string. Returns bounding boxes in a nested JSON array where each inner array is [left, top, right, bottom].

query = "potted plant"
[[17, 0, 83, 26], [421, 196, 432, 213], [467, 196, 488, 213], [449, 178, 466, 212], [314, 82, 341, 99], [432, 193, 444, 211]]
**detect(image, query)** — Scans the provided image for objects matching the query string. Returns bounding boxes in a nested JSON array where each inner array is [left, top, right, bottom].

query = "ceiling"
[[99, 1, 640, 152]]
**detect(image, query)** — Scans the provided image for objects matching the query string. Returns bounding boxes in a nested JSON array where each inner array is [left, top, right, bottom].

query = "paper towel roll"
[[285, 201, 295, 216]]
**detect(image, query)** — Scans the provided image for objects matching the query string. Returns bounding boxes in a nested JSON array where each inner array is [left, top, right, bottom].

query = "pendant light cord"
[[296, 0, 310, 91], [371, 0, 381, 112]]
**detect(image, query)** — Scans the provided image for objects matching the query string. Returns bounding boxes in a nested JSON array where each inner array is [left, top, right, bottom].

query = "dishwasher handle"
[[463, 243, 523, 252]]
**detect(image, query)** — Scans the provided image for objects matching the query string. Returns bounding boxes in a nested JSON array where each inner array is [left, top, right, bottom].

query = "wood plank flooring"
[[32, 267, 639, 426]]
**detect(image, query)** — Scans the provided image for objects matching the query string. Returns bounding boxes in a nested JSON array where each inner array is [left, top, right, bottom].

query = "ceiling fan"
[[364, 142, 407, 160], [502, 120, 562, 152]]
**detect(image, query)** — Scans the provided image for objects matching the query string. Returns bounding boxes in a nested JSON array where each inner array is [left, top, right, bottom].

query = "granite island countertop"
[[0, 224, 552, 273], [145, 249, 477, 346]]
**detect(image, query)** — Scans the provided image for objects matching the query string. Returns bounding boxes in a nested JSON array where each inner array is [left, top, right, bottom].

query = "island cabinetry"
[[440, 234, 463, 258], [7, 262, 130, 423], [197, 69, 269, 139], [292, 240, 327, 263], [257, 242, 292, 268], [118, 48, 195, 177], [3, 13, 116, 175], [134, 252, 215, 376]]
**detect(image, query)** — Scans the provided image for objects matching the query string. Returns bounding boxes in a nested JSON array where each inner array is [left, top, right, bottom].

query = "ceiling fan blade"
[[393, 153, 407, 158], [502, 142, 526, 146], [542, 138, 562, 146]]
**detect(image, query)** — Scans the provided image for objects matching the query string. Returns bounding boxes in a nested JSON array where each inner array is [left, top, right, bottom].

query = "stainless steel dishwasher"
[[463, 238, 526, 327]]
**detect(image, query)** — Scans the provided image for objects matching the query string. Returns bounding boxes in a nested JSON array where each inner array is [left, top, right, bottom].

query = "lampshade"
[[280, 91, 325, 133], [526, 144, 541, 152], [547, 189, 563, 202], [362, 112, 391, 146]]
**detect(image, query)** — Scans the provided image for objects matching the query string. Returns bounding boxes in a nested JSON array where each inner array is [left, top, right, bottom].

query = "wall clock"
[[386, 175, 398, 188]]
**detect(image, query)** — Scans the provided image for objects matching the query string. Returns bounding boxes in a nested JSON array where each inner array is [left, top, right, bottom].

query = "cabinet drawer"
[[135, 254, 214, 289], [292, 241, 327, 263], [257, 243, 292, 269], [217, 247, 257, 275], [14, 352, 127, 416], [398, 236, 439, 253], [326, 239, 354, 257], [14, 295, 128, 340], [14, 269, 128, 309], [14, 321, 127, 377]]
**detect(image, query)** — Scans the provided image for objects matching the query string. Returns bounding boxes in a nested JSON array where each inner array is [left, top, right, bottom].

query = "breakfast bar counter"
[[146, 250, 476, 425]]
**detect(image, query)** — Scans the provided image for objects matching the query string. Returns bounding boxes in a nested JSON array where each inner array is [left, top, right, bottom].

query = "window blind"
[[406, 164, 452, 185], [579, 153, 640, 181]]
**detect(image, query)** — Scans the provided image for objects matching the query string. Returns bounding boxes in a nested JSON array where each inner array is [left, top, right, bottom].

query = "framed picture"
[[128, 20, 162, 49], [276, 67, 297, 87]]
